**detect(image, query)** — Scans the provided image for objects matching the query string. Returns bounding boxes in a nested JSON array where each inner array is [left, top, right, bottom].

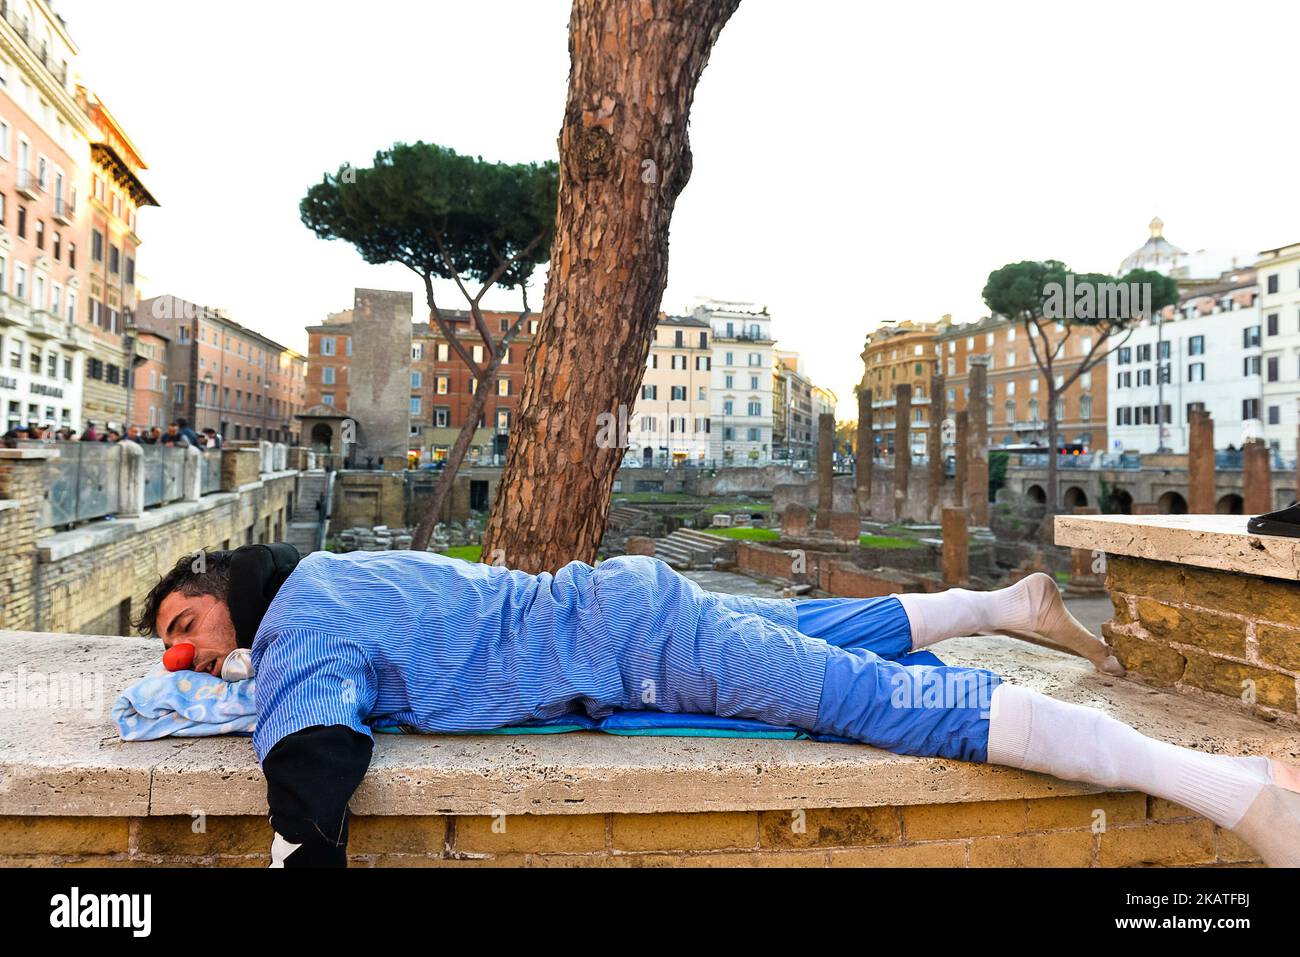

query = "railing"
[[140, 445, 187, 507], [1014, 452, 1141, 470], [14, 169, 39, 195], [53, 195, 75, 222], [200, 449, 222, 494], [35, 441, 122, 529]]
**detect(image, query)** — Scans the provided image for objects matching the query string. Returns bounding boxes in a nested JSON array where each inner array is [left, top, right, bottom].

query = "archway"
[[1158, 491, 1188, 514], [310, 423, 333, 453], [1025, 484, 1046, 504], [1106, 488, 1133, 514], [1063, 486, 1089, 510], [1216, 493, 1243, 515]]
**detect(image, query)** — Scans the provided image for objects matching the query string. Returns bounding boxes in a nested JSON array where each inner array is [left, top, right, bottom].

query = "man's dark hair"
[[134, 549, 234, 636], [178, 418, 189, 428]]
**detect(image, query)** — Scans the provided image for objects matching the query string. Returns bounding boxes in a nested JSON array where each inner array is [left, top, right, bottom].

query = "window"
[[1136, 343, 1151, 362], [747, 427, 761, 442], [1188, 335, 1204, 356], [698, 332, 708, 348], [436, 376, 449, 395], [674, 330, 684, 347], [322, 393, 334, 406], [411, 371, 422, 389], [497, 378, 509, 396], [321, 337, 335, 356], [1243, 326, 1261, 348], [409, 396, 421, 415], [435, 407, 449, 428], [91, 229, 104, 262], [1243, 398, 1260, 420], [322, 367, 335, 385], [17, 206, 25, 238], [748, 353, 760, 366], [671, 354, 686, 370], [671, 385, 686, 401], [641, 416, 657, 432], [1267, 356, 1280, 382], [14, 263, 25, 300], [1244, 356, 1261, 376], [723, 399, 734, 415], [1266, 274, 1279, 294], [436, 343, 449, 361], [1268, 405, 1281, 426], [472, 345, 484, 363], [1156, 340, 1169, 359], [345, 337, 352, 356], [695, 355, 709, 371], [642, 384, 657, 400], [1268, 313, 1280, 336], [1116, 347, 1131, 365], [411, 343, 424, 360], [1188, 362, 1205, 382], [724, 374, 733, 389]]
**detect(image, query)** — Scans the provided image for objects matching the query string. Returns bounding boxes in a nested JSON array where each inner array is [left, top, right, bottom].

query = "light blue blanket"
[[113, 665, 258, 740]]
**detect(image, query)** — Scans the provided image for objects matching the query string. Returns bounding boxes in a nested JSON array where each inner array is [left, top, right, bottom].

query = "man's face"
[[167, 424, 179, 435], [156, 590, 237, 676]]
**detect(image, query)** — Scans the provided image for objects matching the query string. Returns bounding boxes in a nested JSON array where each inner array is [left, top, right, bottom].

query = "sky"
[[56, 0, 1300, 417]]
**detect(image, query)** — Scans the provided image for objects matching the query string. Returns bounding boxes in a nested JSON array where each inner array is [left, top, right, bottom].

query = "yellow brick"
[[758, 806, 899, 849], [829, 842, 968, 867], [454, 814, 605, 854], [611, 812, 757, 852], [0, 817, 129, 855], [365, 853, 527, 868], [970, 831, 1094, 867], [1099, 821, 1216, 867], [681, 850, 827, 867], [1025, 793, 1146, 831], [1215, 827, 1261, 864], [134, 816, 272, 856], [902, 800, 1026, 841], [349, 816, 447, 855]]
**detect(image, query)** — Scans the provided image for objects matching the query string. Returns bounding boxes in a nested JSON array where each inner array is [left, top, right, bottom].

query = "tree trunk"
[[410, 359, 501, 552], [482, 0, 741, 573]]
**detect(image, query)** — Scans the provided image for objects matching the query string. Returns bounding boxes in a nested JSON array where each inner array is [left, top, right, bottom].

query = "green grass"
[[859, 534, 921, 550], [701, 527, 780, 541], [444, 545, 484, 563]]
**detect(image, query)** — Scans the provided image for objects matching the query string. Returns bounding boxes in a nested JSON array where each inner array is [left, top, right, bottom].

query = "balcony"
[[53, 194, 75, 224], [0, 3, 70, 87], [14, 169, 39, 200], [25, 310, 63, 340]]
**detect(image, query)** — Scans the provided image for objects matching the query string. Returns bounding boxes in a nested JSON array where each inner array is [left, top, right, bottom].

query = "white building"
[[696, 298, 774, 464], [1108, 269, 1261, 453], [1258, 242, 1300, 458]]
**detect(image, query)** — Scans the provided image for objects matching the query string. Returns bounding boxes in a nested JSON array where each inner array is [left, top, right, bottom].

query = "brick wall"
[[1103, 554, 1300, 721], [0, 794, 1256, 867], [0, 454, 45, 631], [736, 541, 941, 598]]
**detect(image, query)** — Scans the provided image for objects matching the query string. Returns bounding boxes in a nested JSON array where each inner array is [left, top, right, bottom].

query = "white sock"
[[987, 684, 1271, 829], [896, 586, 1033, 650]]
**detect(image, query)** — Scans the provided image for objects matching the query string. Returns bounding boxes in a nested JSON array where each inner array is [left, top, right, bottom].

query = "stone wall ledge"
[[1, 630, 1294, 819], [1055, 513, 1300, 582], [34, 471, 297, 563]]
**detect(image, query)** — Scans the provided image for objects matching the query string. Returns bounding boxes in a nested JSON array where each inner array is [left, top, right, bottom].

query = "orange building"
[[937, 315, 1109, 453], [860, 319, 942, 457]]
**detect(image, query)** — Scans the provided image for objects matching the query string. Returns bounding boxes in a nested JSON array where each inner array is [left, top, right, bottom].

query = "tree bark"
[[482, 0, 741, 573]]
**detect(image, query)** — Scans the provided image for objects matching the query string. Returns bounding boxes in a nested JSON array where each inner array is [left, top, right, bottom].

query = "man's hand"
[[262, 724, 373, 868]]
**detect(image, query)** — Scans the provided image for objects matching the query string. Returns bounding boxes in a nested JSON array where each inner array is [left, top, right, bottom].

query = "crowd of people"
[[2, 417, 225, 450]]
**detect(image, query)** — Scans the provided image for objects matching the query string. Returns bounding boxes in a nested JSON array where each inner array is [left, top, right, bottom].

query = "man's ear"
[[228, 543, 301, 648]]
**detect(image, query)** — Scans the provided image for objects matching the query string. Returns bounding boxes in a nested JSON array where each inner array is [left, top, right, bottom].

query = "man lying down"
[[134, 543, 1300, 868]]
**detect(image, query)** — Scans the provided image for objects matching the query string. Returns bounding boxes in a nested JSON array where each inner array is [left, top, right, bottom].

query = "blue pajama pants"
[[629, 588, 1002, 763]]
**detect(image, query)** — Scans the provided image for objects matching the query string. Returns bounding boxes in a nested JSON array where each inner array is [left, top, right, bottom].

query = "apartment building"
[[627, 314, 712, 466], [1109, 269, 1261, 453], [772, 349, 816, 462], [1257, 242, 1300, 458], [698, 298, 774, 464], [860, 319, 942, 458]]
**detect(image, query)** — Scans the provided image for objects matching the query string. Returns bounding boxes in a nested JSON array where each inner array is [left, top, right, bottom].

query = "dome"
[[1118, 217, 1188, 276]]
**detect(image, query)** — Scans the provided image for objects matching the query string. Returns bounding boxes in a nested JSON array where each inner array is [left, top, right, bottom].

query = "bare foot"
[[1015, 573, 1126, 676]]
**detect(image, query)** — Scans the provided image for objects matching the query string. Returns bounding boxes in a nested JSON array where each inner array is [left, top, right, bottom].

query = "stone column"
[[259, 440, 274, 474], [116, 440, 145, 519], [1242, 439, 1272, 514], [967, 356, 990, 527], [927, 374, 946, 522], [893, 384, 912, 521], [181, 445, 203, 502], [350, 288, 415, 466], [855, 388, 872, 515], [941, 506, 969, 586], [1187, 409, 1215, 513], [954, 409, 968, 507], [273, 443, 288, 471], [815, 412, 835, 530]]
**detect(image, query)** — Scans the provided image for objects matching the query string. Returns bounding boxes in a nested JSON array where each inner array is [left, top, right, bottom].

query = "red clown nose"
[[163, 642, 196, 672]]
